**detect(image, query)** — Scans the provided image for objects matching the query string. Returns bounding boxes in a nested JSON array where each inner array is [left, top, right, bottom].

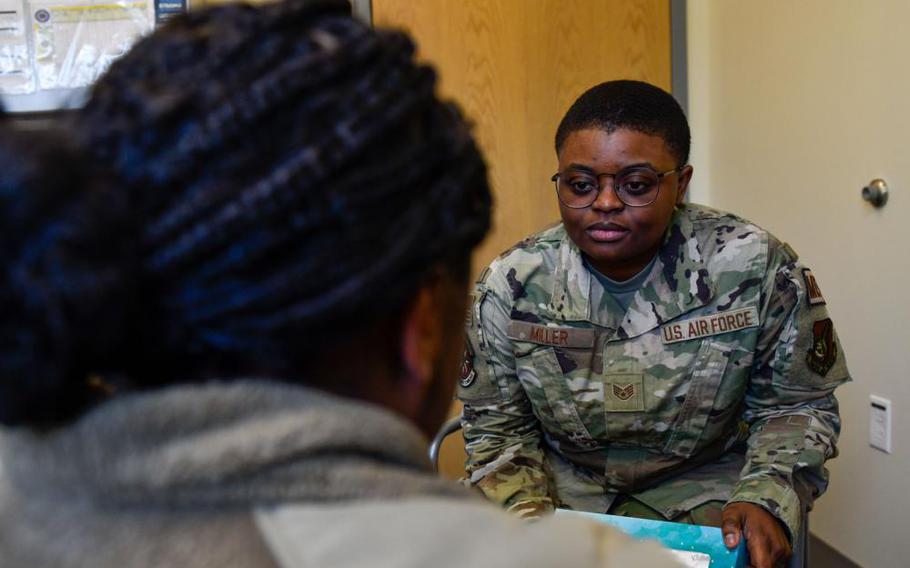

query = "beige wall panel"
[[374, 0, 671, 479], [688, 1, 910, 565]]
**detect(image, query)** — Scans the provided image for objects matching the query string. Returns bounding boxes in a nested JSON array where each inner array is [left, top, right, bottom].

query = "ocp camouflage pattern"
[[458, 204, 849, 540]]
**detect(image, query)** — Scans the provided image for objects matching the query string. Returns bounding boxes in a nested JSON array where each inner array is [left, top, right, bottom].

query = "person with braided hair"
[[0, 1, 681, 566]]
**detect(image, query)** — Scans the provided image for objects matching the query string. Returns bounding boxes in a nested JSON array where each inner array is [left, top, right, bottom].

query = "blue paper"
[[556, 509, 747, 567]]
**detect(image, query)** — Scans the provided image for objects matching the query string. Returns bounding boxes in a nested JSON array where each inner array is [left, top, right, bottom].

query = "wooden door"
[[373, 0, 672, 478]]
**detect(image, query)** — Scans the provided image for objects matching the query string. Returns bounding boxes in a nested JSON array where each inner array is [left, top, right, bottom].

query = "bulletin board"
[[0, 0, 186, 111]]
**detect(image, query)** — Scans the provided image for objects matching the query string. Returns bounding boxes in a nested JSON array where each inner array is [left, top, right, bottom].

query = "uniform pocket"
[[663, 340, 731, 458], [517, 348, 600, 449]]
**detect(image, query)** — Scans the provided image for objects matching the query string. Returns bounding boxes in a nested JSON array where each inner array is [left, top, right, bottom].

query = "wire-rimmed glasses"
[[551, 165, 685, 208]]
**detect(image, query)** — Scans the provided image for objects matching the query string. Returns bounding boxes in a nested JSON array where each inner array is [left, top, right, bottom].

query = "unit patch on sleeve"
[[460, 344, 476, 388], [806, 318, 837, 376], [802, 268, 826, 306], [661, 306, 760, 344]]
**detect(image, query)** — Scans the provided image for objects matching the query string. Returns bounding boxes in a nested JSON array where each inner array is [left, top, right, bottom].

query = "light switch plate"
[[870, 395, 892, 453]]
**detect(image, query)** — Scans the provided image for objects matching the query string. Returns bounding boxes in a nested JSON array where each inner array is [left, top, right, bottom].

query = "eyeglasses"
[[551, 165, 685, 208]]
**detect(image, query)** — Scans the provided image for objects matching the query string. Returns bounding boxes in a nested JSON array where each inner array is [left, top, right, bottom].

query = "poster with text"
[[31, 0, 152, 89], [0, 0, 33, 94]]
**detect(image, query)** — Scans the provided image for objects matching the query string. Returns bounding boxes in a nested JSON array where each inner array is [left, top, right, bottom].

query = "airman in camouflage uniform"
[[458, 203, 849, 543]]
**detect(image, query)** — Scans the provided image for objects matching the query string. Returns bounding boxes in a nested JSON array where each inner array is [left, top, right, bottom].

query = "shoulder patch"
[[806, 318, 837, 376], [507, 321, 595, 348], [802, 268, 826, 306], [460, 344, 476, 388]]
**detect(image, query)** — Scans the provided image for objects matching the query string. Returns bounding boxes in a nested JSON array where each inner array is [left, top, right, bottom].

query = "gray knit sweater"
[[0, 381, 679, 568]]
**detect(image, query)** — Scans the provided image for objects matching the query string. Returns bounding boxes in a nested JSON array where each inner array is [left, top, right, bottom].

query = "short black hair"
[[0, 0, 491, 427], [554, 80, 690, 164]]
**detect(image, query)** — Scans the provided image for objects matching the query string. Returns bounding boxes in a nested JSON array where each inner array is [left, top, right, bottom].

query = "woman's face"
[[556, 128, 692, 281]]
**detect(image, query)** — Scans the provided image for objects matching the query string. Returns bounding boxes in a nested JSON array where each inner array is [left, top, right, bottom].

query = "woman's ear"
[[675, 165, 694, 204], [396, 265, 471, 438], [675, 164, 694, 205], [399, 281, 443, 396]]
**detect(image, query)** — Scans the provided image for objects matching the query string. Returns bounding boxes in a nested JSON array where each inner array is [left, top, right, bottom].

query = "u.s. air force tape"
[[661, 306, 759, 344]]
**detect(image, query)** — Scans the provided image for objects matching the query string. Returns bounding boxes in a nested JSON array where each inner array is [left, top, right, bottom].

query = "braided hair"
[[554, 80, 691, 164], [0, 0, 491, 427]]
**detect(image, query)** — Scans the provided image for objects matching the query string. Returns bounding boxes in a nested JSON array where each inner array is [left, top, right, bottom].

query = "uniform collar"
[[547, 207, 715, 337]]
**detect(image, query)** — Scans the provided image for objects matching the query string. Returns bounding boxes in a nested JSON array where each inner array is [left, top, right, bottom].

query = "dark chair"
[[429, 415, 463, 472], [428, 416, 809, 568]]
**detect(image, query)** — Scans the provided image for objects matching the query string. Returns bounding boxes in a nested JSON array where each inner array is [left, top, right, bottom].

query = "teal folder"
[[556, 509, 747, 567]]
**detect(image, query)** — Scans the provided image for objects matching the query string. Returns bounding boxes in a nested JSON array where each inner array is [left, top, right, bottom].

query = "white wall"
[[687, 2, 910, 567], [682, 0, 712, 206]]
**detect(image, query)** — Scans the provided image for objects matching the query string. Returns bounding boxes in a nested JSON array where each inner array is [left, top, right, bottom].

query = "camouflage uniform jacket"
[[458, 204, 849, 541]]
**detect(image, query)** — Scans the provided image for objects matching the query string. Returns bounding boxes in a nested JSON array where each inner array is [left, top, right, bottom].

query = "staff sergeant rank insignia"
[[661, 306, 760, 344], [612, 383, 636, 401]]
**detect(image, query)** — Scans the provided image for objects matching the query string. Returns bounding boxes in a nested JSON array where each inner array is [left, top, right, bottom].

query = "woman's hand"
[[722, 502, 791, 568]]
